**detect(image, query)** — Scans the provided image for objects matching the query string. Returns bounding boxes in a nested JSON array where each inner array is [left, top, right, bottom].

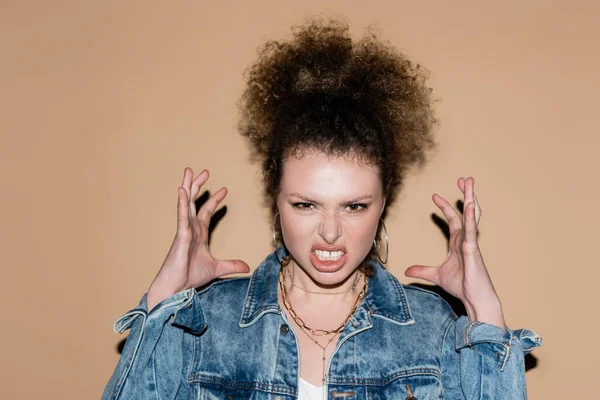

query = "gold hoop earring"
[[272, 212, 279, 250], [373, 218, 389, 264]]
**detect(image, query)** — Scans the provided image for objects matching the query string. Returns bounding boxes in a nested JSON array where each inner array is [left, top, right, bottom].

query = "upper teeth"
[[315, 250, 344, 261]]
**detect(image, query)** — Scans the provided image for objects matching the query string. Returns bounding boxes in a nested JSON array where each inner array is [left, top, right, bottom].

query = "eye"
[[292, 202, 315, 211], [346, 203, 368, 213]]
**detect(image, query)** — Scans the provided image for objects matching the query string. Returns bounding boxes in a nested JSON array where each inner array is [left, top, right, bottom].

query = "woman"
[[102, 20, 540, 399]]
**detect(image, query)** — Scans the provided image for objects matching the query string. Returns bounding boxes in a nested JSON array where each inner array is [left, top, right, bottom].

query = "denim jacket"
[[102, 251, 541, 399]]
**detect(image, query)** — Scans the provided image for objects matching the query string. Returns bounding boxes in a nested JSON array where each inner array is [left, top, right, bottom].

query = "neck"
[[284, 260, 362, 305]]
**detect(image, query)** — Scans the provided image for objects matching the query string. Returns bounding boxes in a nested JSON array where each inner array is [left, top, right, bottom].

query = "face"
[[276, 150, 385, 286]]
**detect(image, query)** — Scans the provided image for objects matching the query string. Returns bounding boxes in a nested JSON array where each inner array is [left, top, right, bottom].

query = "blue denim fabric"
[[102, 250, 541, 399]]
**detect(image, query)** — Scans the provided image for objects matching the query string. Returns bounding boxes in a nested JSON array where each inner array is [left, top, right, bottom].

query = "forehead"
[[280, 151, 382, 197]]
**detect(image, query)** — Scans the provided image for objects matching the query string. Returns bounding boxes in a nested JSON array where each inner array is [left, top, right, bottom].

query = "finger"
[[176, 187, 190, 233], [181, 167, 193, 199], [214, 259, 251, 277], [457, 177, 479, 203], [432, 193, 462, 230], [460, 177, 482, 225], [190, 170, 209, 202], [189, 170, 209, 216], [464, 177, 475, 211], [181, 167, 198, 221], [404, 264, 439, 285], [464, 201, 479, 244], [197, 187, 228, 223], [457, 177, 465, 193], [458, 177, 473, 226]]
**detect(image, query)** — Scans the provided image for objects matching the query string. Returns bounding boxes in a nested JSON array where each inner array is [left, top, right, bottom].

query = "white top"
[[298, 378, 323, 400]]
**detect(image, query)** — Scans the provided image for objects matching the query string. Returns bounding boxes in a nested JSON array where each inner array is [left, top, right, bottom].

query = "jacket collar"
[[239, 249, 415, 327]]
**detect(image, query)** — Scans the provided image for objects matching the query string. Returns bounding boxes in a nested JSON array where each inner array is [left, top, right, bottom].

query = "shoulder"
[[401, 283, 457, 326], [373, 266, 457, 324], [368, 264, 457, 330], [401, 283, 451, 306], [196, 275, 252, 302]]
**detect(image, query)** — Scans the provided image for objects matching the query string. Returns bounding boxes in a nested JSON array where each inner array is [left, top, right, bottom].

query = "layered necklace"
[[285, 266, 361, 295], [278, 263, 368, 397]]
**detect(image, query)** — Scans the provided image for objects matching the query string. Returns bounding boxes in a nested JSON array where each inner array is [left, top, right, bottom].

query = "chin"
[[304, 256, 360, 286]]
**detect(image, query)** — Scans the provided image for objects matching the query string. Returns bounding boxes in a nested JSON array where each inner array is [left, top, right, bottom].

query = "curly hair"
[[239, 19, 436, 218]]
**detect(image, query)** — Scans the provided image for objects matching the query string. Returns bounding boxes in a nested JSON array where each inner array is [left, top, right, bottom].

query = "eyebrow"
[[289, 192, 374, 206]]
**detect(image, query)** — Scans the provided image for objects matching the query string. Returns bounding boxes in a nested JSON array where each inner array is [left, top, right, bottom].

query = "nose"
[[318, 213, 342, 244]]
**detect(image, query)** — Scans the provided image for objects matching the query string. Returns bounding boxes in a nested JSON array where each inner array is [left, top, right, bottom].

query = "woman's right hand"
[[146, 167, 250, 311]]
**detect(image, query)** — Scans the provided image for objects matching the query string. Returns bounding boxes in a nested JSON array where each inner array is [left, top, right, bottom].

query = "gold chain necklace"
[[278, 265, 368, 336], [284, 265, 361, 295], [297, 321, 338, 393], [279, 263, 368, 397]]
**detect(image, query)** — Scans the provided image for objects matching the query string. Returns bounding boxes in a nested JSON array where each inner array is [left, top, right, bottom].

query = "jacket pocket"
[[365, 372, 443, 400], [190, 378, 296, 400]]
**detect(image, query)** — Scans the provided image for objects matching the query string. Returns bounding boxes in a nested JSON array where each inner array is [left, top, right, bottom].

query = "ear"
[[380, 198, 387, 214]]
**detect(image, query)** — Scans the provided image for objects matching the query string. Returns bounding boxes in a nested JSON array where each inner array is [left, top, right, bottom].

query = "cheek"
[[280, 212, 316, 246], [344, 218, 379, 247]]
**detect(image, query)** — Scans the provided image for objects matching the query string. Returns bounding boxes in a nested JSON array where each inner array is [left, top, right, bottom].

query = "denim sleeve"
[[101, 289, 203, 400], [441, 315, 542, 400]]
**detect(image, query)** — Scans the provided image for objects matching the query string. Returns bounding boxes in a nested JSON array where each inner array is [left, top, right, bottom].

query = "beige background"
[[1, 1, 597, 398]]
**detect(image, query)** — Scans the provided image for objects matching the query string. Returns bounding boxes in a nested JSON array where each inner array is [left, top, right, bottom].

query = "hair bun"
[[239, 17, 436, 209]]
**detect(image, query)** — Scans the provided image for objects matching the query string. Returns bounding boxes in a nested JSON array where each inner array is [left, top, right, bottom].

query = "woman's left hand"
[[404, 177, 506, 329]]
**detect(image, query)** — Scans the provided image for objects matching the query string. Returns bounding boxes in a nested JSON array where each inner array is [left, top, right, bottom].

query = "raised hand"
[[404, 177, 506, 329], [146, 168, 250, 311]]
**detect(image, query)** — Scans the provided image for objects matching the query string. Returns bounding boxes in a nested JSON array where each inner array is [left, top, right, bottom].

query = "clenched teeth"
[[314, 250, 344, 261]]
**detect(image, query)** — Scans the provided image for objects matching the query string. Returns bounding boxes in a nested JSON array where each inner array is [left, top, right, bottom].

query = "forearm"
[[463, 294, 506, 330]]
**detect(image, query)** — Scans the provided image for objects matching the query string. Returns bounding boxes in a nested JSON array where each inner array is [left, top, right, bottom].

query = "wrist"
[[463, 296, 506, 330], [147, 285, 177, 312]]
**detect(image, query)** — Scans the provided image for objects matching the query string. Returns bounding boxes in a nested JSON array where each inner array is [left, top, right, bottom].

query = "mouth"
[[309, 246, 348, 273], [314, 249, 345, 261]]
